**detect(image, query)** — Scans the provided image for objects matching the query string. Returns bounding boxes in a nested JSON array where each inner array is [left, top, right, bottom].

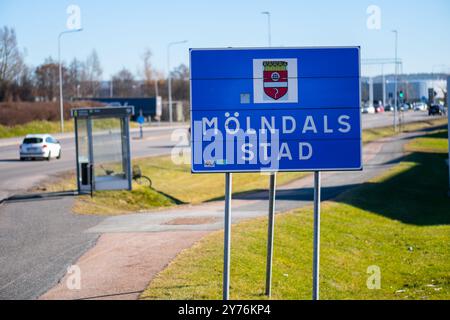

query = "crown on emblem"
[[263, 61, 288, 71]]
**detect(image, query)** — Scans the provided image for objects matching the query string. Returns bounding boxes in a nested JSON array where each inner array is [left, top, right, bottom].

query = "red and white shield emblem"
[[263, 61, 288, 100]]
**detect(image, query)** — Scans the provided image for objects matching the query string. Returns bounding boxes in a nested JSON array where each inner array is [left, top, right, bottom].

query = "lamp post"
[[447, 76, 450, 197], [167, 40, 188, 123], [58, 28, 82, 133], [392, 30, 398, 132], [381, 64, 386, 108], [261, 11, 271, 47]]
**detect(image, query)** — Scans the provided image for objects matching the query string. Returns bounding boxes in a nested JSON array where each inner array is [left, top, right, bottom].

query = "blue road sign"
[[137, 115, 145, 125], [190, 47, 362, 173]]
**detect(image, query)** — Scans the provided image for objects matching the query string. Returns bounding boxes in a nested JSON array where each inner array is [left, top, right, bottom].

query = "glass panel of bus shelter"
[[76, 118, 90, 190], [91, 117, 129, 190]]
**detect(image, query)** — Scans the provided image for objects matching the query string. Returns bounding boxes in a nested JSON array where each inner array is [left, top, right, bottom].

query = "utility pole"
[[447, 76, 450, 197], [382, 64, 386, 107], [369, 77, 374, 109], [167, 40, 188, 123], [392, 30, 398, 132], [261, 11, 271, 47], [58, 28, 83, 133]]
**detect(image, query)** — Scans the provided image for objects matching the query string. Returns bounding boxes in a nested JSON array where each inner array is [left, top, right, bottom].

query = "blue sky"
[[1, 0, 449, 79]]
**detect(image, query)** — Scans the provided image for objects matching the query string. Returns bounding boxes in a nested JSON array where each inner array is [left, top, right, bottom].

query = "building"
[[362, 73, 448, 104]]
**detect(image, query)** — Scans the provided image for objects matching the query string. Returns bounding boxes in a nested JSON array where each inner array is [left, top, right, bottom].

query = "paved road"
[[0, 112, 432, 202], [1, 127, 423, 300], [0, 124, 188, 201], [85, 132, 405, 234], [0, 112, 438, 299], [361, 110, 431, 129], [40, 130, 418, 300], [0, 196, 103, 300]]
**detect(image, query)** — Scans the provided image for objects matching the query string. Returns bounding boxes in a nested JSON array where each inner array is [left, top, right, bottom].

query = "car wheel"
[[47, 152, 51, 161], [57, 150, 61, 160], [20, 157, 24, 161]]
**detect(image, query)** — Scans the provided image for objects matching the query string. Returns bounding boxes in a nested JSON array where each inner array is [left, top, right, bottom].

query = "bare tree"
[[112, 67, 136, 97], [34, 57, 64, 101], [170, 63, 190, 101], [140, 48, 160, 97], [84, 50, 102, 97], [10, 64, 34, 101], [66, 58, 84, 98], [0, 26, 26, 101]]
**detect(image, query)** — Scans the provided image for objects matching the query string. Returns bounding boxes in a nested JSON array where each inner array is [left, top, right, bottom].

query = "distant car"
[[362, 105, 375, 114], [373, 101, 384, 113], [361, 102, 375, 114], [400, 103, 410, 111], [384, 104, 393, 112], [374, 105, 384, 113], [19, 134, 62, 161], [413, 102, 428, 111], [428, 104, 446, 116]]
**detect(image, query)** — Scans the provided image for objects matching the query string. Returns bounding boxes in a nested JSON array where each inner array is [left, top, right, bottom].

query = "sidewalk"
[[39, 131, 411, 300]]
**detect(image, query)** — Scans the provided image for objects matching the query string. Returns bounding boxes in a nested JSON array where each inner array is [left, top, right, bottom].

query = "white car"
[[362, 105, 375, 114], [413, 102, 428, 111], [19, 134, 62, 161]]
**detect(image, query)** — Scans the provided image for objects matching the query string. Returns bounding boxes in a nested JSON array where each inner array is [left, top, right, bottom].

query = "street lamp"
[[58, 28, 82, 133], [392, 30, 398, 132], [261, 11, 271, 47], [167, 40, 188, 123]]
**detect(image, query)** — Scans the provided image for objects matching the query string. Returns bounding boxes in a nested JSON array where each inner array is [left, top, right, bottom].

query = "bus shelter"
[[71, 106, 134, 193]]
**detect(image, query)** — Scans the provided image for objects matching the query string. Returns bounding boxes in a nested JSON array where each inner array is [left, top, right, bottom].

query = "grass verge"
[[140, 128, 450, 300], [362, 117, 447, 144], [0, 121, 75, 139], [0, 119, 139, 139], [43, 166, 307, 215], [39, 117, 448, 215]]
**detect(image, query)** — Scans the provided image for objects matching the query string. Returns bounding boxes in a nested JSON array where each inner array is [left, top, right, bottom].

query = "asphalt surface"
[[87, 131, 407, 234], [40, 129, 417, 300], [0, 124, 188, 202], [0, 112, 438, 299], [0, 112, 432, 202], [0, 196, 103, 299]]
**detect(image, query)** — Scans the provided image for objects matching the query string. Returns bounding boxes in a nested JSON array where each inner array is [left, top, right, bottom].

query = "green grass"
[[0, 119, 138, 139], [44, 157, 306, 214], [362, 117, 448, 144], [81, 160, 305, 214], [0, 121, 75, 139], [140, 128, 450, 300], [41, 117, 448, 215], [74, 185, 176, 215], [132, 157, 306, 204], [405, 129, 448, 154]]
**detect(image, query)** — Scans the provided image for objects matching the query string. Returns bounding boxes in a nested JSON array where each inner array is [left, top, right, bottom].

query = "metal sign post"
[[312, 171, 321, 300], [223, 172, 232, 300], [190, 47, 362, 300], [265, 172, 277, 297], [138, 109, 144, 139]]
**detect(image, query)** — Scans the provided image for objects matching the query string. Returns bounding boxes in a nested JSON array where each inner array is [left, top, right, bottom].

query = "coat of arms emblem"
[[263, 61, 288, 100]]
